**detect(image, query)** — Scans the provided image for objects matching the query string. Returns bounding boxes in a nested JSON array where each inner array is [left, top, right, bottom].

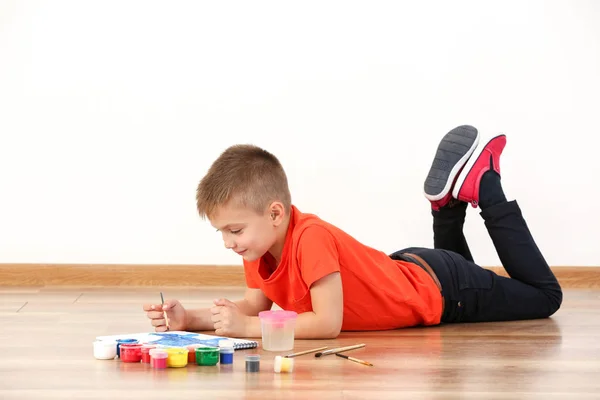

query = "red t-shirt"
[[243, 205, 443, 330]]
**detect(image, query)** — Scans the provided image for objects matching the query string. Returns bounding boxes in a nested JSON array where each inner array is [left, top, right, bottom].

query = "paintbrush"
[[315, 343, 365, 357], [160, 292, 170, 330], [284, 346, 328, 358], [336, 353, 373, 367]]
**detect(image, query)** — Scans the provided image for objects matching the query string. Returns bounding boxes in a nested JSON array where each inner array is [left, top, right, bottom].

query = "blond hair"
[[196, 144, 292, 219]]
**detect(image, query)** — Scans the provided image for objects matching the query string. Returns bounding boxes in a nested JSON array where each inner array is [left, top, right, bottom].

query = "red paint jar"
[[151, 350, 168, 369], [141, 345, 156, 363], [187, 344, 202, 364], [120, 343, 143, 363]]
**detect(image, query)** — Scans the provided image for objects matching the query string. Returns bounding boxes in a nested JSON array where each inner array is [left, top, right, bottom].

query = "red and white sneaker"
[[452, 134, 507, 207], [423, 125, 480, 210]]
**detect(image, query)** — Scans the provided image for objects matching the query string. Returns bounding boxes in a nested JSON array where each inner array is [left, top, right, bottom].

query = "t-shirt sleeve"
[[243, 259, 261, 289], [296, 226, 341, 288]]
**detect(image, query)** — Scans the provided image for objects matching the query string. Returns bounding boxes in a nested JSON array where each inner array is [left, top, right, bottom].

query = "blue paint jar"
[[116, 338, 138, 357], [219, 340, 234, 364]]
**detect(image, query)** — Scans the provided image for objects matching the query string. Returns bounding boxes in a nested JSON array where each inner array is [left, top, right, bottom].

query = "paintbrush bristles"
[[336, 353, 373, 367]]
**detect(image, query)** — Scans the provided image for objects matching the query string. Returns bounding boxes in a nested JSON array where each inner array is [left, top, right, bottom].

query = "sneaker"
[[452, 134, 507, 207], [423, 125, 480, 210]]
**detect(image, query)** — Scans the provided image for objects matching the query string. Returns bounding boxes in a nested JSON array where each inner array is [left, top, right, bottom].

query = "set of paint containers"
[[93, 338, 260, 370]]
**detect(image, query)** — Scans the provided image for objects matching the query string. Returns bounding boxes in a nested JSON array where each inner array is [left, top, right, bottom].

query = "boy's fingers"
[[146, 311, 164, 319], [213, 298, 235, 307], [154, 325, 168, 332], [151, 318, 166, 327], [161, 300, 178, 310], [143, 304, 162, 312]]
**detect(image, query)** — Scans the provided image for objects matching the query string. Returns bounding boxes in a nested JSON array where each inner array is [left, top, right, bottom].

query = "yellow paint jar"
[[274, 355, 294, 373], [166, 347, 189, 368]]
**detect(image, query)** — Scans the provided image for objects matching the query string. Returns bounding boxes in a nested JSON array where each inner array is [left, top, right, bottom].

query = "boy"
[[143, 125, 562, 339]]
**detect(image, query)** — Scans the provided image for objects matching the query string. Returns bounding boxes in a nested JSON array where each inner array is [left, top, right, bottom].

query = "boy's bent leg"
[[478, 200, 562, 314], [452, 134, 562, 315], [447, 251, 562, 322], [432, 201, 474, 262], [404, 248, 561, 323]]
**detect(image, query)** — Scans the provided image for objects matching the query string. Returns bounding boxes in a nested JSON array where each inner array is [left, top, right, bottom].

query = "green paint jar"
[[195, 347, 220, 366]]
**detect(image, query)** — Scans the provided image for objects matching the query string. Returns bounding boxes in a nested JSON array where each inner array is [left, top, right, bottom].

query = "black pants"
[[390, 200, 563, 323]]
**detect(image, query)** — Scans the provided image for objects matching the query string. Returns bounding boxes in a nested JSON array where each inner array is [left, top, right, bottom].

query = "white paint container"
[[93, 340, 117, 360]]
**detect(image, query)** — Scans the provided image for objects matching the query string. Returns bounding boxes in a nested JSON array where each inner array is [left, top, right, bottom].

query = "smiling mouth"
[[235, 250, 247, 255]]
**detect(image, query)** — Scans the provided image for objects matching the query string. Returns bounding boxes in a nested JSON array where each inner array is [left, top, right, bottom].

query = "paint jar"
[[196, 347, 219, 366], [273, 355, 294, 373], [149, 348, 162, 367], [120, 343, 143, 363], [93, 340, 117, 360], [186, 344, 203, 364], [258, 310, 298, 351], [151, 350, 168, 369], [116, 338, 138, 357], [245, 354, 260, 372], [219, 340, 234, 364], [166, 347, 189, 368], [141, 345, 156, 364]]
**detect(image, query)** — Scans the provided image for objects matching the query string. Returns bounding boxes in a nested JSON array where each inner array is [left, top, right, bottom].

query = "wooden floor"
[[1, 286, 599, 399]]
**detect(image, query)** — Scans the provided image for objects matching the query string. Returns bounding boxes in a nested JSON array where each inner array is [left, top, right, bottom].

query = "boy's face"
[[210, 202, 280, 262]]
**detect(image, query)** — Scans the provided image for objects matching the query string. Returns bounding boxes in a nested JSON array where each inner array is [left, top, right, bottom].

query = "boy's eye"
[[230, 229, 242, 235]]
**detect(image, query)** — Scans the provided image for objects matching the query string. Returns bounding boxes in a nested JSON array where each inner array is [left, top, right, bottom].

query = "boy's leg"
[[423, 125, 479, 262], [431, 199, 474, 262], [448, 134, 562, 322]]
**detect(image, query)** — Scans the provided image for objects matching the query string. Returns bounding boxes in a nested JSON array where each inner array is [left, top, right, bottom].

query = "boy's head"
[[196, 144, 292, 261]]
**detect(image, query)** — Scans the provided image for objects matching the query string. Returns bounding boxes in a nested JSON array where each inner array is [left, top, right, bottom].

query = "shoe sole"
[[452, 133, 506, 200], [423, 125, 480, 201]]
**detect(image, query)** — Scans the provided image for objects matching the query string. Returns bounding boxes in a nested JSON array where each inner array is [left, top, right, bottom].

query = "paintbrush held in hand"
[[160, 292, 170, 330]]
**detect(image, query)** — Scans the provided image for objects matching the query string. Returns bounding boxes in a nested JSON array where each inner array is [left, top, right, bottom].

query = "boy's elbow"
[[320, 321, 341, 339]]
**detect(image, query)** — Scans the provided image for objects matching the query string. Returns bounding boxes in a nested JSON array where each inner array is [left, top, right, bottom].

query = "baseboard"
[[0, 264, 599, 288], [0, 264, 247, 287]]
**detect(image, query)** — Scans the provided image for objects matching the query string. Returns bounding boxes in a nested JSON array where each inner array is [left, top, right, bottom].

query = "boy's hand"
[[143, 299, 188, 332], [211, 298, 250, 337]]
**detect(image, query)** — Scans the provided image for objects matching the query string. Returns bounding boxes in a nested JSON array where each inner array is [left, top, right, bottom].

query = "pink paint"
[[151, 350, 168, 369]]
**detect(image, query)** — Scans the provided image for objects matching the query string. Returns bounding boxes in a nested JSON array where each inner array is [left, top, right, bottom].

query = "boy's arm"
[[243, 271, 343, 339], [185, 288, 273, 331], [235, 288, 273, 315]]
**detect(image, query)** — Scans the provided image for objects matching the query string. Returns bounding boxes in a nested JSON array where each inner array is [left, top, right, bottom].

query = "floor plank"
[[0, 287, 598, 399]]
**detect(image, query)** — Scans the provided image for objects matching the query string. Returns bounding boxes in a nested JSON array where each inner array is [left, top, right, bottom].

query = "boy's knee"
[[546, 287, 563, 317]]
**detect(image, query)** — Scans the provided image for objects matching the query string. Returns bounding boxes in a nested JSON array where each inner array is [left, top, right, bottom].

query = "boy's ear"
[[268, 202, 285, 224]]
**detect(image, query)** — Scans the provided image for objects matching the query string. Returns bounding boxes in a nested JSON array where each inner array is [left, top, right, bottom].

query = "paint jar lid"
[[116, 338, 138, 343], [152, 351, 168, 359], [166, 347, 188, 355], [94, 340, 116, 348], [258, 310, 298, 321], [218, 340, 234, 349], [246, 354, 260, 361], [120, 343, 143, 349], [196, 347, 219, 353]]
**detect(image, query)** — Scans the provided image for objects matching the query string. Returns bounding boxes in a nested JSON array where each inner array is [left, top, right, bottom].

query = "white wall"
[[1, 0, 598, 267]]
